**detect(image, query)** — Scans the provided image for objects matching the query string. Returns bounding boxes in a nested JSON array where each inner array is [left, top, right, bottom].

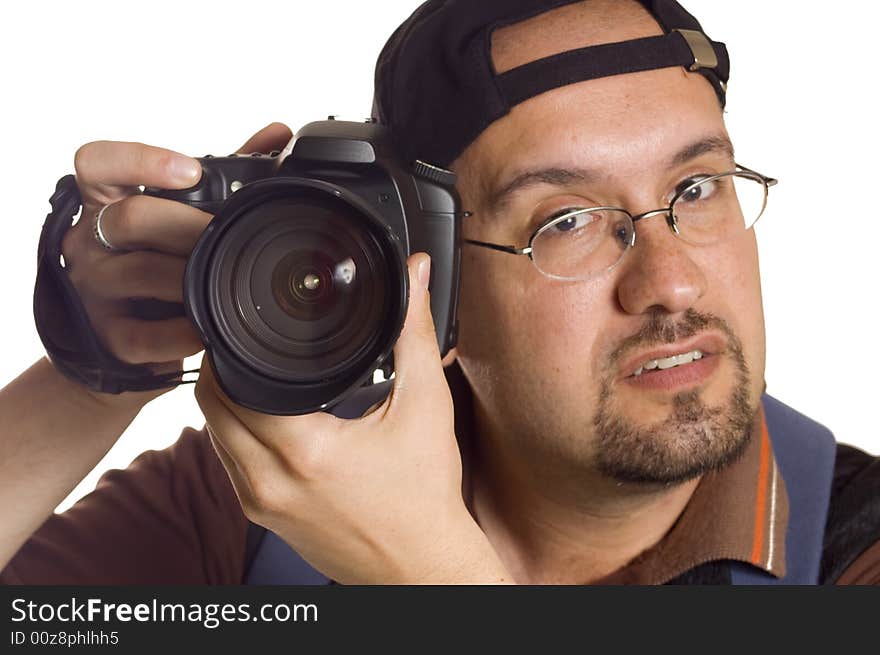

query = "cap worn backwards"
[[372, 0, 729, 169]]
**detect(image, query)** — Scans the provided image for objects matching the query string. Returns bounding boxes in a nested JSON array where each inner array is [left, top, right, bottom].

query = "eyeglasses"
[[464, 164, 777, 281]]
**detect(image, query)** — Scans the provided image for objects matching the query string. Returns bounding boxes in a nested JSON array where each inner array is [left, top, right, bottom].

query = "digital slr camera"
[[147, 119, 462, 415]]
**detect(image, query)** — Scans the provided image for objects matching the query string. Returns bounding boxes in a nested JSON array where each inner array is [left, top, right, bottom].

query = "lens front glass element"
[[208, 191, 401, 384]]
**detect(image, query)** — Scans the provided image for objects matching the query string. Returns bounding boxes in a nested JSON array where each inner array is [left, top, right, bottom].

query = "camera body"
[[148, 119, 461, 415]]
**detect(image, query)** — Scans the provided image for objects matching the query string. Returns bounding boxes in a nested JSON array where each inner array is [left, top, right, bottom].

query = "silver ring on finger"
[[93, 203, 118, 251]]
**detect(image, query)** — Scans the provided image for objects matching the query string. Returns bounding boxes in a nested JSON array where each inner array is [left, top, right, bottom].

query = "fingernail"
[[172, 156, 201, 182], [417, 256, 431, 290]]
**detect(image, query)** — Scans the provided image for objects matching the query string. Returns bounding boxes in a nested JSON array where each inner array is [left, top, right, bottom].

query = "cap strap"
[[495, 31, 728, 107]]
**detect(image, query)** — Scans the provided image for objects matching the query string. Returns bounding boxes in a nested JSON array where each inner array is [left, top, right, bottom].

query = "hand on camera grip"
[[195, 253, 513, 584], [59, 124, 291, 406]]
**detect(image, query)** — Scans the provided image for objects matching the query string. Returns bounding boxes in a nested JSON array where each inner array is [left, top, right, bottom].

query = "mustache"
[[609, 308, 744, 368]]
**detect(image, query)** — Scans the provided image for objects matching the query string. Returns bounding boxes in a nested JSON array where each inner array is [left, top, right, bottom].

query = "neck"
[[463, 397, 700, 585]]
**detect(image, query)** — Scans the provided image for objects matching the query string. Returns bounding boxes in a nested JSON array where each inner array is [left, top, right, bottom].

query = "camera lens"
[[270, 250, 352, 321], [206, 188, 403, 385]]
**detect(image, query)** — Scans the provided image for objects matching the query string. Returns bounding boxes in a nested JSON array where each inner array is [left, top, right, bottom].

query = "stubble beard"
[[592, 310, 757, 486]]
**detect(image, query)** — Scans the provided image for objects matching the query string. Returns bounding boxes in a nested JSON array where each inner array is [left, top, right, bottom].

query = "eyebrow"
[[487, 167, 598, 213], [670, 135, 735, 168], [485, 134, 736, 213]]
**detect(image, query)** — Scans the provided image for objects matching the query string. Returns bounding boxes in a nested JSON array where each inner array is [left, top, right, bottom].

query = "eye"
[[546, 208, 599, 233], [673, 175, 718, 204]]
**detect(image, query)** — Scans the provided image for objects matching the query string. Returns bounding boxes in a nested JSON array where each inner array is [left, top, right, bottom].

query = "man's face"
[[451, 2, 766, 486]]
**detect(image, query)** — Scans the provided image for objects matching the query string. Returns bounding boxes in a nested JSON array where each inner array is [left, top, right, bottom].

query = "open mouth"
[[623, 349, 722, 393], [630, 350, 704, 377]]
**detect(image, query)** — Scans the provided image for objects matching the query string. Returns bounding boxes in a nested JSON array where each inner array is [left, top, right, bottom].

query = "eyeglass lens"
[[530, 173, 767, 280]]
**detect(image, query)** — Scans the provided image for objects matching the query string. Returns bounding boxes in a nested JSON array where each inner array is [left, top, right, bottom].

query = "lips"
[[618, 333, 727, 380]]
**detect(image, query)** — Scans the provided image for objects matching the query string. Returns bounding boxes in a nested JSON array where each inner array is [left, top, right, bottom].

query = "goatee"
[[593, 309, 756, 485]]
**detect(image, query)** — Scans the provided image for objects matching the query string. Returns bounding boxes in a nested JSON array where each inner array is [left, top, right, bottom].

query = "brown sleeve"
[[0, 425, 249, 584], [835, 540, 880, 585]]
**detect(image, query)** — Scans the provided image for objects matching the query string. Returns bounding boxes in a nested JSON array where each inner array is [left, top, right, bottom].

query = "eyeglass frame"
[[463, 163, 778, 281]]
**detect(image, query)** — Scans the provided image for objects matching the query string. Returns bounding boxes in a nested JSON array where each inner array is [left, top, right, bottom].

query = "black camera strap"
[[33, 175, 198, 394]]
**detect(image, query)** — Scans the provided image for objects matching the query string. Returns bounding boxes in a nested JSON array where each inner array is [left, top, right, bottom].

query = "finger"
[[75, 141, 201, 198], [90, 195, 213, 256], [99, 315, 203, 364], [195, 357, 285, 475], [86, 251, 186, 303], [441, 347, 459, 368], [385, 253, 450, 416], [199, 353, 337, 453], [236, 122, 293, 155]]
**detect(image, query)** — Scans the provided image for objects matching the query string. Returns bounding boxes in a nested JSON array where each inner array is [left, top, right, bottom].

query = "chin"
[[593, 341, 757, 486]]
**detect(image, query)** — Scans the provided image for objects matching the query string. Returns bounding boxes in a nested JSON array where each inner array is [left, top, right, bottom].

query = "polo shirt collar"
[[597, 405, 789, 584]]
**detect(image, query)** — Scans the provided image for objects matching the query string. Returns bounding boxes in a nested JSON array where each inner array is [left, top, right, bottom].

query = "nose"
[[615, 213, 707, 315]]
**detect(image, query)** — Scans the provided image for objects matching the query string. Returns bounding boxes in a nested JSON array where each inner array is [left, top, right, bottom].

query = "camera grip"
[[140, 155, 283, 321], [414, 211, 461, 356]]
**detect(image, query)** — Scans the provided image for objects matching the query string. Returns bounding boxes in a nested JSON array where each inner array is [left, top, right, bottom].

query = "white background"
[[0, 1, 876, 513]]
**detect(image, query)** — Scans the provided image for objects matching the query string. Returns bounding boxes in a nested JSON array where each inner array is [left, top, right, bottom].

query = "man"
[[1, 0, 878, 584]]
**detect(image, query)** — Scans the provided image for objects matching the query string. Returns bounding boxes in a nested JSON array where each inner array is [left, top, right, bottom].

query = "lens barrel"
[[185, 177, 407, 415]]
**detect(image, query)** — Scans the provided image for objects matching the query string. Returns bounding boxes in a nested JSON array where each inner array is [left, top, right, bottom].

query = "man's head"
[[376, 0, 766, 488]]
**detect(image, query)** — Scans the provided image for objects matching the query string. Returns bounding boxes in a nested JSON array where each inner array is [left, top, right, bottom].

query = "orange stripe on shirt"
[[750, 414, 771, 565]]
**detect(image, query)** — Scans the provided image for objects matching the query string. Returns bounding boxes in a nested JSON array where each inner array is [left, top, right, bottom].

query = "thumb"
[[386, 253, 449, 412], [236, 122, 293, 154]]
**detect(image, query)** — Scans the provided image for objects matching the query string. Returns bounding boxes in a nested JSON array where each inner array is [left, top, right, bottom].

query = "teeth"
[[633, 350, 704, 376]]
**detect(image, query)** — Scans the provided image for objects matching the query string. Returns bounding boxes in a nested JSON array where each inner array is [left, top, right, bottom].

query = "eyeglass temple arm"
[[463, 239, 532, 256], [736, 162, 778, 187]]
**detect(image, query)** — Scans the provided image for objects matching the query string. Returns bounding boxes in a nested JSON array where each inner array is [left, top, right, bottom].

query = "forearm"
[[0, 358, 144, 567]]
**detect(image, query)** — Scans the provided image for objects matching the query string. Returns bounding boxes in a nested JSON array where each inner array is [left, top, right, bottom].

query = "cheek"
[[521, 280, 611, 381], [704, 232, 766, 383], [457, 248, 610, 385], [455, 250, 526, 364]]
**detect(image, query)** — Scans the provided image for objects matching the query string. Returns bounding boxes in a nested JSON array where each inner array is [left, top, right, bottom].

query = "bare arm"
[[0, 357, 145, 567], [0, 123, 293, 572]]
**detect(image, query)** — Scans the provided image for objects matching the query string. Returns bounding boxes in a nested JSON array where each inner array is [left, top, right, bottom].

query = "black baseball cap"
[[372, 0, 729, 168]]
